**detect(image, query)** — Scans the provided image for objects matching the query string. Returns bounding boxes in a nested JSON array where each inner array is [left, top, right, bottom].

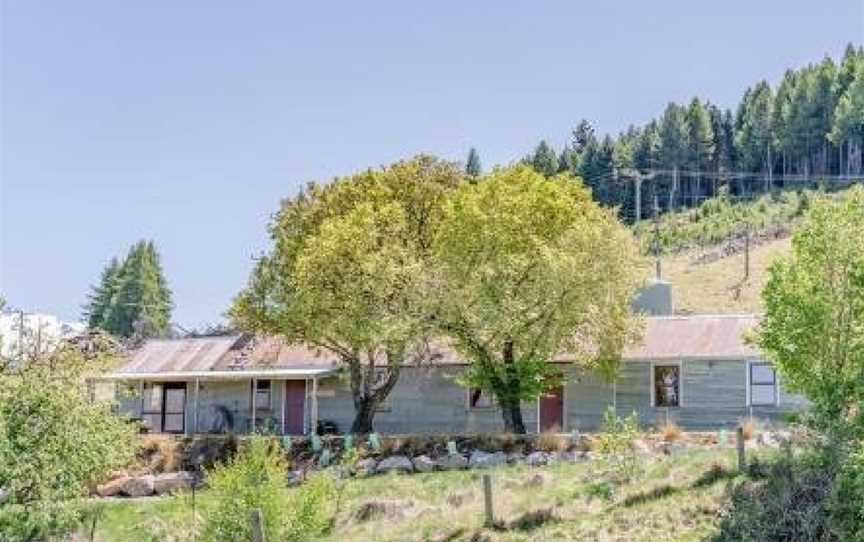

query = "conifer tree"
[[531, 140, 559, 177], [465, 147, 482, 178]]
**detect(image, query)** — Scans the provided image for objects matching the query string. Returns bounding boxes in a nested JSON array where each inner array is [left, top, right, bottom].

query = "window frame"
[[651, 361, 683, 408], [251, 379, 272, 411], [466, 387, 496, 411], [747, 361, 779, 407]]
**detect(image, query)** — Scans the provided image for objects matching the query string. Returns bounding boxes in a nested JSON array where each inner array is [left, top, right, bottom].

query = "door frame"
[[283, 379, 308, 436], [536, 385, 567, 433], [161, 382, 187, 434]]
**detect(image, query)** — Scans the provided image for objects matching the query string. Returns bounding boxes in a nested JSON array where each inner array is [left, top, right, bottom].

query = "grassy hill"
[[632, 187, 857, 314]]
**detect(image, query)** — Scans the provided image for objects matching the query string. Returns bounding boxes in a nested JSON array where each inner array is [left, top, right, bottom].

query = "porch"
[[101, 368, 338, 436]]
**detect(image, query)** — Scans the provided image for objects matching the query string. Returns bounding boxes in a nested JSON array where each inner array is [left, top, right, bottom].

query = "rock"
[[121, 475, 155, 497], [96, 476, 130, 497], [526, 451, 550, 466], [376, 455, 414, 475], [506, 451, 525, 464], [153, 471, 194, 495], [469, 450, 507, 469], [356, 458, 378, 476], [559, 450, 587, 463], [287, 469, 305, 487], [413, 455, 436, 473], [437, 453, 468, 470], [0, 487, 8, 505]]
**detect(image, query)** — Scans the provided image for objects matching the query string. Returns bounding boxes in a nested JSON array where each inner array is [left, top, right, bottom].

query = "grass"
[[87, 448, 762, 542]]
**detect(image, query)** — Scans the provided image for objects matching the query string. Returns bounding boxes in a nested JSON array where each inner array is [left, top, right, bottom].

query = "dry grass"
[[536, 431, 569, 453], [660, 422, 683, 443], [740, 419, 758, 441], [136, 435, 183, 474], [644, 236, 792, 314]]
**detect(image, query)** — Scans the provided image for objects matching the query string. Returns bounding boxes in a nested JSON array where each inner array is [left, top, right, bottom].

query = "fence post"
[[482, 474, 494, 528], [251, 508, 266, 542], [737, 426, 746, 472]]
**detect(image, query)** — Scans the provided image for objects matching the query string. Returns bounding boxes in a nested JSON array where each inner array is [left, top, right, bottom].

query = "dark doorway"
[[539, 386, 564, 432], [284, 380, 306, 435]]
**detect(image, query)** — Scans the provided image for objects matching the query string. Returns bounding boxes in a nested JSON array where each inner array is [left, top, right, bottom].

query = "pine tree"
[[531, 140, 559, 177], [83, 258, 121, 329], [465, 147, 482, 178], [685, 98, 715, 202], [85, 241, 173, 339]]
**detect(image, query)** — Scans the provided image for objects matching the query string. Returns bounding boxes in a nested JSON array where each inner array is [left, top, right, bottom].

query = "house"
[[101, 313, 808, 436]]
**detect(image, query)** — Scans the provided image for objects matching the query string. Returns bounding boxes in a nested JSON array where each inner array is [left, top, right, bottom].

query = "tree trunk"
[[499, 341, 527, 434], [351, 399, 376, 435]]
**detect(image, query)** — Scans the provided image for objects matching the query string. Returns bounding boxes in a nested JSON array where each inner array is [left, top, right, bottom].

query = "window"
[[653, 365, 681, 407], [468, 388, 494, 410], [252, 380, 271, 410], [749, 363, 777, 406], [141, 383, 163, 431]]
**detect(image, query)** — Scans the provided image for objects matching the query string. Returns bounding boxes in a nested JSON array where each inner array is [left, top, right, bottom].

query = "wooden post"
[[250, 508, 266, 542], [737, 426, 746, 472], [193, 378, 200, 434], [482, 474, 494, 528], [744, 226, 750, 281], [251, 378, 257, 434]]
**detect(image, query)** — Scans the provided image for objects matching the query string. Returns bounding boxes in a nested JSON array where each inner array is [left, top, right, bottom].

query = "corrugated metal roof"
[[624, 314, 760, 360], [111, 314, 761, 377]]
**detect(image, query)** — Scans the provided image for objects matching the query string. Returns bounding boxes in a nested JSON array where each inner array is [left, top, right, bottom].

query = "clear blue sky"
[[2, 1, 862, 328]]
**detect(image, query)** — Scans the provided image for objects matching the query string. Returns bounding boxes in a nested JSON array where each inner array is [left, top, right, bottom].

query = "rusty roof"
[[623, 314, 760, 360], [111, 315, 761, 377]]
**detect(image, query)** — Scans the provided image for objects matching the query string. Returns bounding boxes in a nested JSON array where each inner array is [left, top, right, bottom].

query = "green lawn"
[[88, 448, 755, 542]]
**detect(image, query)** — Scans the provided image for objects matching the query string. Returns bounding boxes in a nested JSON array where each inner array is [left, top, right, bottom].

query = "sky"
[[1, 1, 862, 329]]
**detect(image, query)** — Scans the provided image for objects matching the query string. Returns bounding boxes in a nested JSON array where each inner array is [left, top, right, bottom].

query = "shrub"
[[202, 436, 289, 542], [660, 422, 683, 442], [595, 407, 643, 484], [283, 472, 339, 542], [830, 443, 864, 541], [536, 431, 568, 453], [739, 418, 758, 441]]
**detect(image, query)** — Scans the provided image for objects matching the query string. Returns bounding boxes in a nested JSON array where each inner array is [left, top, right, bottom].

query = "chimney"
[[632, 279, 673, 316]]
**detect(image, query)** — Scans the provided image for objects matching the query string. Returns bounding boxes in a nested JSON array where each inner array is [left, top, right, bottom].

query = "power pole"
[[653, 194, 662, 280]]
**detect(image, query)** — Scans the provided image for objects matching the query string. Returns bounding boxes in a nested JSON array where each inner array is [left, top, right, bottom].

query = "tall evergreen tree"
[[84, 241, 173, 339], [465, 147, 482, 178], [685, 98, 715, 202], [658, 103, 689, 209], [83, 258, 121, 330], [531, 140, 559, 177], [735, 81, 775, 190]]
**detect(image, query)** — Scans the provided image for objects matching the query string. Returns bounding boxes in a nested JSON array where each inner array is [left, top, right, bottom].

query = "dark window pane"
[[654, 365, 680, 407]]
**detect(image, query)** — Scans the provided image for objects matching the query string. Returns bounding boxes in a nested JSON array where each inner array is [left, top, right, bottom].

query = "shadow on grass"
[[621, 484, 679, 507]]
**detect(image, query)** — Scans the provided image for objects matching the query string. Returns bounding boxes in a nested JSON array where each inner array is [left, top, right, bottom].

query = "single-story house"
[[100, 312, 808, 436]]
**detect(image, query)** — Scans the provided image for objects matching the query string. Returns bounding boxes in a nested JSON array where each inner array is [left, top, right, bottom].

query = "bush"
[[202, 436, 290, 542], [595, 407, 643, 484], [830, 443, 864, 541], [202, 436, 338, 542]]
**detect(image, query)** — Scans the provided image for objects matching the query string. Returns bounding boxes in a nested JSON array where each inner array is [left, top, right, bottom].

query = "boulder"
[[469, 450, 507, 469], [121, 475, 155, 497], [506, 451, 526, 464], [376, 455, 414, 475], [287, 469, 305, 487], [437, 453, 468, 470], [559, 450, 587, 463], [96, 476, 130, 497], [413, 455, 436, 473], [153, 471, 195, 495], [526, 451, 550, 467], [356, 458, 378, 477]]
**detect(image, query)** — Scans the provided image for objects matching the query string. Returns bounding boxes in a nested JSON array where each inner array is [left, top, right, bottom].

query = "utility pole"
[[653, 194, 662, 280]]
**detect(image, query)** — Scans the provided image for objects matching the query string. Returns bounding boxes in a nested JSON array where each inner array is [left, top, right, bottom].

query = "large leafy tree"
[[757, 186, 864, 436], [231, 156, 462, 434], [84, 241, 173, 339], [0, 332, 136, 541], [431, 165, 642, 433]]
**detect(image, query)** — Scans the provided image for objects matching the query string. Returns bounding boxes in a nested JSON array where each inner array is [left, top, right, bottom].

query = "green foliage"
[[0, 334, 136, 541], [757, 186, 864, 436], [831, 442, 864, 541], [432, 166, 643, 432], [202, 436, 338, 542], [84, 240, 173, 339], [531, 140, 559, 177], [594, 407, 643, 485], [231, 156, 463, 433], [202, 437, 289, 542]]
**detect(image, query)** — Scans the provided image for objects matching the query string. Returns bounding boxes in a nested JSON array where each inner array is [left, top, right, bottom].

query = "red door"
[[284, 380, 306, 435], [539, 386, 564, 432]]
